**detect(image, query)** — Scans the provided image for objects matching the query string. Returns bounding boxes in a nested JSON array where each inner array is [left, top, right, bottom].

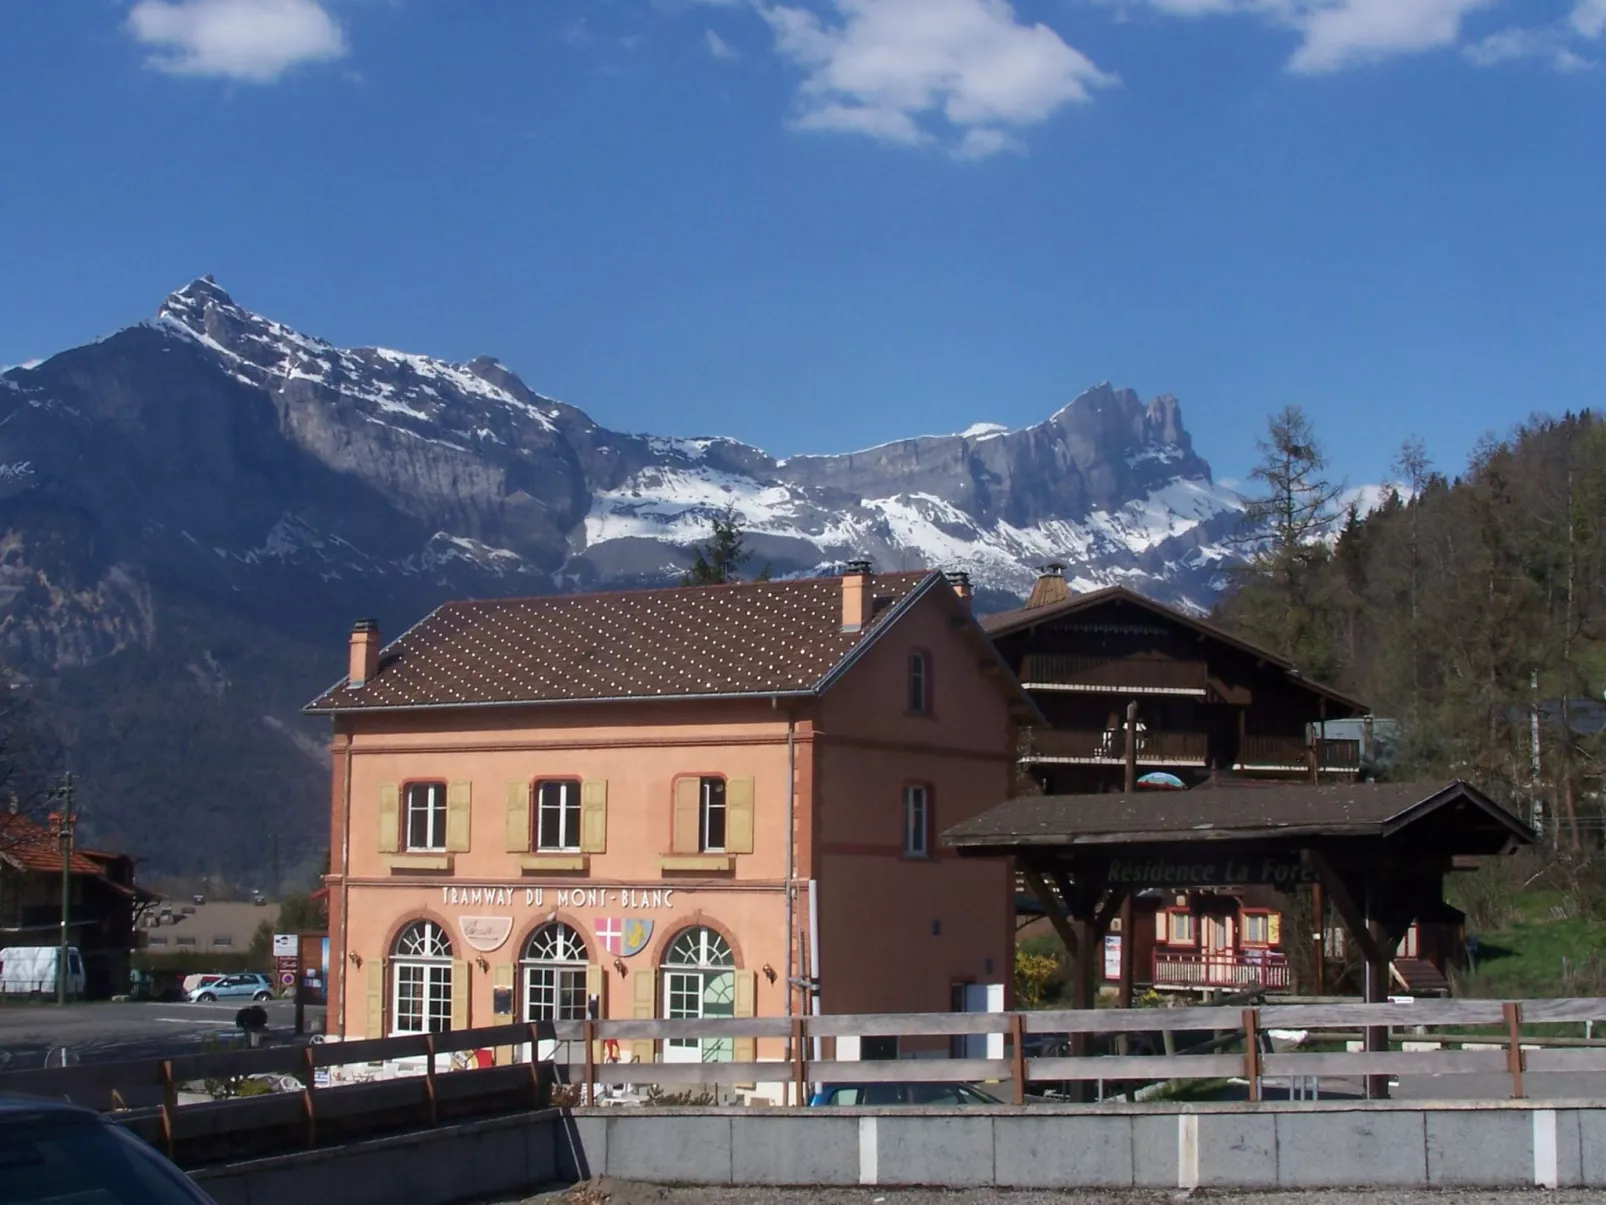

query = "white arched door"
[[661, 927, 735, 1064]]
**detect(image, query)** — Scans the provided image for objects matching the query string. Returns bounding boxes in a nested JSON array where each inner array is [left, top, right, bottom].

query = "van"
[[0, 946, 86, 996]]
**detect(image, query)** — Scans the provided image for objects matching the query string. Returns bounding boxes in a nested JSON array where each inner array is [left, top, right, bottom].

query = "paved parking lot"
[[0, 998, 300, 1070]]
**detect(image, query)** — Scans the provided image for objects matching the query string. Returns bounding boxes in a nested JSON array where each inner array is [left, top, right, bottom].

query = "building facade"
[[308, 566, 1037, 1060]]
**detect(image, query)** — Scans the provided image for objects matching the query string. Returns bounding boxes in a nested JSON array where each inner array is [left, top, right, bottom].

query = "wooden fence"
[[4, 998, 1605, 1167]]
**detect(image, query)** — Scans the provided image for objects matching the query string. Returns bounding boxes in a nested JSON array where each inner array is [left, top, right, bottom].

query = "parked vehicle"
[[0, 1095, 217, 1203], [187, 973, 272, 1002], [809, 1082, 1002, 1106], [179, 973, 226, 997], [0, 947, 85, 997]]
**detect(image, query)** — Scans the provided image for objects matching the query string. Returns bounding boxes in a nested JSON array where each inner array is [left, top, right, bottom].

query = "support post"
[[791, 1017, 806, 1106], [583, 1018, 596, 1107], [1242, 1007, 1261, 1102], [1504, 1001, 1525, 1099], [1312, 879, 1326, 997], [1363, 884, 1390, 1101], [1123, 700, 1138, 794], [1010, 1011, 1026, 1105], [159, 1060, 177, 1159], [1117, 894, 1136, 1011], [424, 1033, 439, 1126], [301, 1046, 318, 1148], [528, 1023, 545, 1106]]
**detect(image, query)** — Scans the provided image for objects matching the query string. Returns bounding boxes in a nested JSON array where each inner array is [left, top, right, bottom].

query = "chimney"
[[1026, 562, 1070, 610], [841, 558, 873, 632], [944, 570, 973, 610], [348, 618, 380, 689]]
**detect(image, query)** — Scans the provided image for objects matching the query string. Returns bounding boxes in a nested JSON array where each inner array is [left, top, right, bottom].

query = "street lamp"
[[49, 772, 76, 1006]]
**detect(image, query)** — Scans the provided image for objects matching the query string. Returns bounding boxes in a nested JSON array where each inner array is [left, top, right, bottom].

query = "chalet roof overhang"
[[943, 779, 1533, 860], [980, 585, 1369, 716]]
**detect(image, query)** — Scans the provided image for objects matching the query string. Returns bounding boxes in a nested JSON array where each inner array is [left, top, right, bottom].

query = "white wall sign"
[[272, 934, 298, 958], [440, 886, 676, 910], [459, 916, 514, 952]]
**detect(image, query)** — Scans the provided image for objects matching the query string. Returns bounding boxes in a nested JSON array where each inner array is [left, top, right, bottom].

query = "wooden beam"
[[1308, 849, 1384, 967], [1021, 867, 1079, 960]]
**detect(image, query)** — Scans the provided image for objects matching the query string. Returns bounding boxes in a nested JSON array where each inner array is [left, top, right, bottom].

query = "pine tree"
[[681, 506, 771, 586]]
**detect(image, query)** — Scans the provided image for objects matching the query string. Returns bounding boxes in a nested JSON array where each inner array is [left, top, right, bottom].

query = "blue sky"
[[1, 0, 1603, 488]]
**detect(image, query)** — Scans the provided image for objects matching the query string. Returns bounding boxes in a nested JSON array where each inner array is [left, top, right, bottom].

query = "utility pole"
[[53, 771, 76, 1006]]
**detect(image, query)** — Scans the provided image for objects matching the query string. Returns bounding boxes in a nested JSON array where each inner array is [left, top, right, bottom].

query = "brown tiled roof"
[[0, 815, 104, 875], [942, 780, 1532, 851], [981, 585, 1369, 714], [307, 571, 937, 712]]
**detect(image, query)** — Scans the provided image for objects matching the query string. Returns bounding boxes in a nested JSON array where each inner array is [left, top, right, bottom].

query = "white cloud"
[[1288, 0, 1494, 73], [739, 0, 1115, 157], [127, 0, 347, 82], [1574, 0, 1606, 38], [1464, 24, 1594, 70], [706, 28, 740, 58]]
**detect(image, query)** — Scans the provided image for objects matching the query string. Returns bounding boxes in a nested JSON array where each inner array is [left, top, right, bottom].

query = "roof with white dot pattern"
[[305, 571, 937, 713]]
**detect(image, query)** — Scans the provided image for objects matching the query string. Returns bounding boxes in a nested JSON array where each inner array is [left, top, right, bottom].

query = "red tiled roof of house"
[[0, 815, 104, 875], [306, 571, 938, 713]]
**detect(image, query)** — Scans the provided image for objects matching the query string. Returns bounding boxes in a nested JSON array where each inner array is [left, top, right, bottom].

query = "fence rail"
[[1021, 728, 1210, 767], [1018, 654, 1209, 695], [4, 997, 1604, 1167]]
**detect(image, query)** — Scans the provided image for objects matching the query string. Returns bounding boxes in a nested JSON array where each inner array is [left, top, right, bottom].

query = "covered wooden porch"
[[944, 779, 1534, 1099]]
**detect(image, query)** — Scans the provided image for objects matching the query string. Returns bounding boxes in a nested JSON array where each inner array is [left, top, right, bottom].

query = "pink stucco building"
[[306, 564, 1037, 1063]]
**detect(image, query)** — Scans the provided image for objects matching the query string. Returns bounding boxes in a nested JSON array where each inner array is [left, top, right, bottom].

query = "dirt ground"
[[515, 1179, 1606, 1205]]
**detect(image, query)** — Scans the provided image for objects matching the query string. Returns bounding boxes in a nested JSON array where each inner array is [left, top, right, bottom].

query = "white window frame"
[[904, 785, 930, 857], [522, 923, 589, 1023], [1242, 911, 1271, 947], [536, 780, 582, 853], [908, 652, 928, 714], [392, 920, 453, 1035], [1167, 910, 1196, 946], [700, 777, 727, 853], [404, 781, 447, 852]]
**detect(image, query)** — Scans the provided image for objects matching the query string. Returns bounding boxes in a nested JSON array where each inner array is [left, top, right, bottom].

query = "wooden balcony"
[[1153, 950, 1290, 991], [1018, 654, 1209, 697], [1020, 727, 1209, 768], [1234, 735, 1361, 773]]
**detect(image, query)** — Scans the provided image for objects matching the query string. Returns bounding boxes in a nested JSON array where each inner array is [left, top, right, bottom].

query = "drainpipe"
[[337, 730, 353, 1038], [808, 878, 822, 1065], [784, 709, 796, 1025]]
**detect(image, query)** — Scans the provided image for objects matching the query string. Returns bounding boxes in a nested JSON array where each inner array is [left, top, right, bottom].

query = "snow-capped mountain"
[[0, 279, 1245, 878]]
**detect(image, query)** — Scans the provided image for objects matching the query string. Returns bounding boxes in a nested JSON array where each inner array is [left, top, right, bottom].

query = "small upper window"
[[536, 780, 582, 852], [1242, 912, 1271, 946], [405, 781, 447, 851], [700, 777, 727, 852], [908, 651, 929, 714], [1166, 911, 1196, 945], [904, 785, 930, 857]]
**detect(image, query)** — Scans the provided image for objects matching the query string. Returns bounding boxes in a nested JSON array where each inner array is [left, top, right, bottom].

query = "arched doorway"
[[661, 926, 734, 1064], [522, 922, 590, 1063], [392, 920, 454, 1035]]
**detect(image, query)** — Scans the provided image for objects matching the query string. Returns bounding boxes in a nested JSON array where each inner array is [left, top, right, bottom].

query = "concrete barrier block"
[[875, 1114, 993, 1186], [1426, 1109, 1530, 1188], [603, 1114, 732, 1184], [1577, 1109, 1606, 1187], [731, 1116, 858, 1185], [1131, 1114, 1181, 1188], [1196, 1112, 1277, 1189], [527, 1113, 559, 1184], [993, 1114, 1133, 1188], [1275, 1110, 1425, 1188], [556, 1112, 606, 1181]]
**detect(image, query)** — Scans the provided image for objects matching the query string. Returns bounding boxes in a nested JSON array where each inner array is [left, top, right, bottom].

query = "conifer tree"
[[682, 505, 771, 585]]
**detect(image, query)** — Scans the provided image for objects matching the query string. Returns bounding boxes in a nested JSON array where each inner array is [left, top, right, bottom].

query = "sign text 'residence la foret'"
[[1106, 857, 1317, 887], [441, 886, 675, 909]]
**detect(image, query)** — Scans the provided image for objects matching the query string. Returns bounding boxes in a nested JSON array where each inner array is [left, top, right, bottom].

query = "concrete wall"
[[556, 1101, 1606, 1191], [190, 1110, 561, 1205]]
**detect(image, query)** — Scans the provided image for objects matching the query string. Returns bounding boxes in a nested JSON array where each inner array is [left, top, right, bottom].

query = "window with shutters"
[[536, 780, 582, 852], [393, 920, 453, 1034], [908, 650, 930, 714], [405, 782, 448, 852], [1242, 910, 1271, 947], [700, 777, 726, 853], [903, 784, 930, 857], [522, 923, 589, 1022]]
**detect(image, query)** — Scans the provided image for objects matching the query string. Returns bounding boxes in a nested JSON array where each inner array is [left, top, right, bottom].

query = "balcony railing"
[[1020, 728, 1209, 767], [1018, 654, 1209, 696], [1153, 950, 1290, 991], [1234, 735, 1361, 772]]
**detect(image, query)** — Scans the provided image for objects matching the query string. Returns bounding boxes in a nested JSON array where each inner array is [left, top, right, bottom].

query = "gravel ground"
[[513, 1180, 1606, 1205]]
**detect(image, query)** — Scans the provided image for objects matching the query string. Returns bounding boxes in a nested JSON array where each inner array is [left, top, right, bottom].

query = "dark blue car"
[[810, 1082, 1002, 1106], [0, 1096, 217, 1204]]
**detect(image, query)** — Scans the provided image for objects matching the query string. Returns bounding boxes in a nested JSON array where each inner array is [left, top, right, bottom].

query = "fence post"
[[583, 1019, 596, 1107], [1010, 1012, 1026, 1106], [158, 1060, 177, 1160], [1242, 1008, 1262, 1103], [791, 1017, 806, 1106], [423, 1034, 439, 1127], [300, 1046, 318, 1149], [1504, 1002, 1525, 1100], [528, 1023, 544, 1107]]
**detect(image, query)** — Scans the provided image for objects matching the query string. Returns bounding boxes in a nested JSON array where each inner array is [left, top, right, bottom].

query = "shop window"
[[700, 777, 726, 853], [523, 923, 589, 1022], [904, 785, 930, 857], [908, 651, 929, 714], [536, 780, 582, 852], [405, 781, 448, 852], [393, 920, 453, 1035], [1166, 910, 1196, 946]]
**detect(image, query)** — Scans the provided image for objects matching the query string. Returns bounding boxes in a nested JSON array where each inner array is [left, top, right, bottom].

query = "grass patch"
[[1460, 914, 1606, 999]]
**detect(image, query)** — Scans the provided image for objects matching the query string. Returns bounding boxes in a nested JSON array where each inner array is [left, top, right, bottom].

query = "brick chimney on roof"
[[1026, 562, 1069, 609], [944, 570, 973, 610], [349, 618, 380, 688], [841, 558, 873, 632]]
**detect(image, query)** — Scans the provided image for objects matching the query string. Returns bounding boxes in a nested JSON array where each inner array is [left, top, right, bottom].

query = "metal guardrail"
[[4, 998, 1605, 1166]]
